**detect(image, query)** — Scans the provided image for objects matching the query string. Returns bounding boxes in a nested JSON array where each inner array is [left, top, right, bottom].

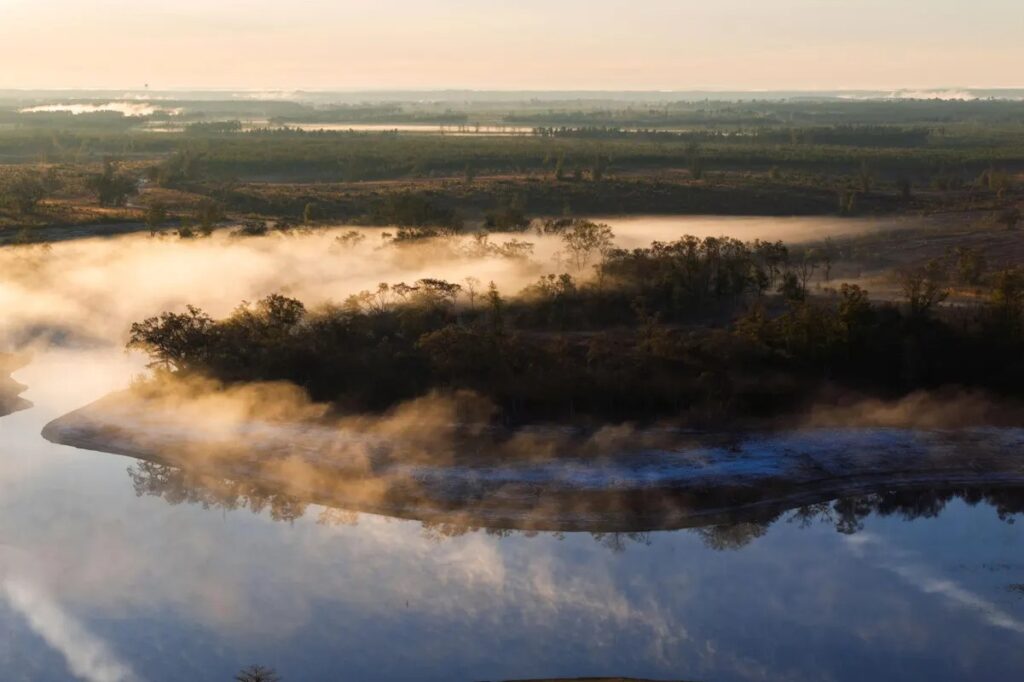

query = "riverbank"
[[0, 352, 29, 416], [42, 389, 1024, 532]]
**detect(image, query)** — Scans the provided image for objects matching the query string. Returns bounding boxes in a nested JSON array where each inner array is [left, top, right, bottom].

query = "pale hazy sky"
[[2, 0, 1022, 91]]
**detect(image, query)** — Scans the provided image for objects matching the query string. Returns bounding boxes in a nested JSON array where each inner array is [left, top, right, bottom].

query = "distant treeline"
[[510, 110, 778, 127], [532, 125, 933, 148], [1, 122, 1023, 185], [206, 179, 846, 223], [0, 129, 177, 161], [504, 98, 1024, 127], [138, 130, 1024, 184], [269, 104, 469, 126]]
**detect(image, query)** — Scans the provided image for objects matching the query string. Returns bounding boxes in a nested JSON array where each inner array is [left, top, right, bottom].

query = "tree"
[[1, 170, 47, 214], [359, 283, 395, 314], [753, 240, 789, 289], [88, 159, 137, 207], [463, 276, 481, 310], [197, 200, 225, 235], [413, 278, 462, 309], [156, 149, 205, 187], [144, 201, 168, 233], [127, 305, 215, 370], [952, 247, 986, 285], [486, 281, 504, 336], [252, 294, 306, 329], [234, 665, 281, 682], [178, 216, 197, 239], [561, 220, 615, 272], [302, 202, 317, 224], [988, 267, 1024, 340], [820, 237, 838, 283], [837, 283, 873, 343], [235, 220, 269, 237], [778, 271, 806, 303], [697, 522, 769, 551], [335, 230, 366, 249], [898, 259, 949, 318], [483, 204, 529, 231], [796, 250, 820, 290]]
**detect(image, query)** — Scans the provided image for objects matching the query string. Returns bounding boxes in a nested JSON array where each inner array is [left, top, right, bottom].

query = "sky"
[[1, 0, 1023, 91]]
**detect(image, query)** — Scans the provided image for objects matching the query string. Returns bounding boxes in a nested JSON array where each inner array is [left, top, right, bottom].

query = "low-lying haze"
[[1, 1, 1022, 90]]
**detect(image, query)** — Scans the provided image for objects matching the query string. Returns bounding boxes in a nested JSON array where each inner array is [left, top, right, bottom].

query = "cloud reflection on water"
[[4, 577, 140, 682], [845, 533, 1024, 637]]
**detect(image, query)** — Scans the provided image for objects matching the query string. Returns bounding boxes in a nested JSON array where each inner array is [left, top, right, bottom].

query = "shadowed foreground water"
[[0, 210, 1013, 680], [0, 349, 1022, 682]]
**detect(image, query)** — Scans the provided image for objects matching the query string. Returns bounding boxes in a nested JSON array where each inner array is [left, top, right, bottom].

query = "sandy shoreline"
[[0, 353, 30, 417], [40, 390, 1024, 532]]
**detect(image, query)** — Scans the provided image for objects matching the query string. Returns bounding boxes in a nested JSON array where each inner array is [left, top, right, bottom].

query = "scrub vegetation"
[[1, 96, 1023, 241], [125, 220, 1024, 425], [3, 95, 1019, 425]]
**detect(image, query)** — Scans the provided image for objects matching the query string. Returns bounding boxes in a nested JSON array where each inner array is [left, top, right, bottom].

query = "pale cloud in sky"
[[1, 0, 1022, 90]]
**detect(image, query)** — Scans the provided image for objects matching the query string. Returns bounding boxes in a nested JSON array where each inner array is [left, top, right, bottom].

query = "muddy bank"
[[41, 388, 1024, 532], [0, 353, 30, 416]]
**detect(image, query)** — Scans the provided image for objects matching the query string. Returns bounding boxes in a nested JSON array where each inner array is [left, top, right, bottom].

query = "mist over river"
[[2, 219, 1023, 681]]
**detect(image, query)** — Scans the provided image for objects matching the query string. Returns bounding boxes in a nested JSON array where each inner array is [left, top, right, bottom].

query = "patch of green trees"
[[127, 232, 1024, 424]]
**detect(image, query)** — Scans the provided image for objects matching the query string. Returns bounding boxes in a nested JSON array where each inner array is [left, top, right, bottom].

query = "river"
[[1, 221, 1022, 681]]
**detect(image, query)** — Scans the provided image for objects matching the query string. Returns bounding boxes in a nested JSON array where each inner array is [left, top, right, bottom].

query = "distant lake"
[[274, 122, 536, 135], [594, 214, 905, 246], [141, 122, 537, 135]]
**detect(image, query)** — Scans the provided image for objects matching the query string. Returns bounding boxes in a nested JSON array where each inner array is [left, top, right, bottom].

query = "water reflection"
[[127, 460, 1024, 551], [128, 461, 309, 524], [2, 421, 1023, 681], [107, 457, 1024, 681], [10, 345, 1022, 681], [3, 578, 141, 682]]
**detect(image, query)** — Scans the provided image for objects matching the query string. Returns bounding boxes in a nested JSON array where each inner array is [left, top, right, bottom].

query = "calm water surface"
[[1, 349, 1023, 682], [0, 223, 1021, 682]]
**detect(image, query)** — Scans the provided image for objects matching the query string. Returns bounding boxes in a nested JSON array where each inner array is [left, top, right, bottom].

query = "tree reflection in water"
[[127, 461, 1024, 552], [695, 522, 771, 551], [234, 665, 281, 682], [128, 461, 310, 523]]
